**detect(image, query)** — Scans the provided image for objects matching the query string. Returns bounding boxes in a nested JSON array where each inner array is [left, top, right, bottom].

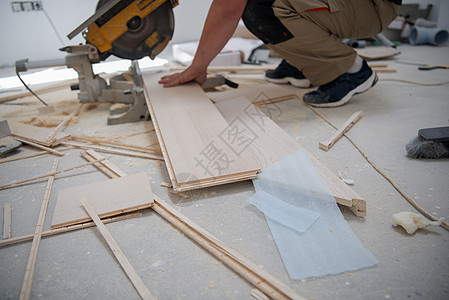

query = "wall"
[[0, 0, 212, 67]]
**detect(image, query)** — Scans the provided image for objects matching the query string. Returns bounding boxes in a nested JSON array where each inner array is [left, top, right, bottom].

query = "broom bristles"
[[406, 135, 449, 159]]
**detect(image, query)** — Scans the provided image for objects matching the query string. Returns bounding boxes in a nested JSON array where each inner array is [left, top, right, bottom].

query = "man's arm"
[[159, 0, 248, 87]]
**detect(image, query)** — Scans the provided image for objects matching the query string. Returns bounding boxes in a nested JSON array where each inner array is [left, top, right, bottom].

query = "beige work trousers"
[[270, 0, 399, 85]]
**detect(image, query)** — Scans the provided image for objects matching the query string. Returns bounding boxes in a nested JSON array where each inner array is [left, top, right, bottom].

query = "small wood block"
[[38, 106, 55, 115], [51, 172, 154, 229], [2, 204, 12, 239]]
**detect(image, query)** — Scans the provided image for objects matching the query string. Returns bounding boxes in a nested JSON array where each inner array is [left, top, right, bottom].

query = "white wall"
[[0, 0, 212, 67]]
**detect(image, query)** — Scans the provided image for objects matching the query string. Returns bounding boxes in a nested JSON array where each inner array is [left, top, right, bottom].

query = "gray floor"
[[0, 44, 448, 300]]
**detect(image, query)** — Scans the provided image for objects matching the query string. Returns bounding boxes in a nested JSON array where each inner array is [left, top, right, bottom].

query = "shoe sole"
[[307, 72, 378, 108], [265, 76, 312, 88]]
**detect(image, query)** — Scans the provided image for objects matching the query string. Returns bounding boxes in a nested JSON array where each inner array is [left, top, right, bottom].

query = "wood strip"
[[251, 289, 271, 300], [46, 105, 82, 143], [0, 146, 72, 164], [319, 111, 363, 151], [0, 158, 105, 191], [81, 198, 155, 300], [71, 136, 161, 153], [80, 150, 127, 178], [0, 212, 142, 248], [142, 72, 260, 191], [13, 137, 64, 156], [373, 69, 397, 73], [20, 158, 59, 300], [2, 204, 12, 239], [214, 97, 366, 216], [86, 156, 305, 300], [62, 141, 164, 161]]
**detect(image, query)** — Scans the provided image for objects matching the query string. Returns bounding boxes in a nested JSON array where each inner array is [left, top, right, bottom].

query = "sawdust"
[[23, 116, 79, 127]]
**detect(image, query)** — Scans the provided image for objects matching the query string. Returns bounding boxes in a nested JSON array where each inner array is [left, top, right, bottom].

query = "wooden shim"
[[142, 72, 260, 191], [214, 97, 366, 216], [208, 83, 296, 104], [0, 212, 142, 248], [81, 198, 155, 300], [86, 155, 306, 300], [9, 121, 70, 147], [13, 137, 64, 156], [80, 150, 127, 178], [2, 204, 12, 239], [51, 172, 154, 229], [20, 158, 59, 300], [46, 105, 82, 144], [0, 158, 105, 190], [71, 135, 161, 153], [62, 141, 164, 161], [319, 111, 363, 151]]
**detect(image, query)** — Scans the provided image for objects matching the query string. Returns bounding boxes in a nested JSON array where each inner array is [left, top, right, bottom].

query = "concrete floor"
[[0, 44, 448, 300]]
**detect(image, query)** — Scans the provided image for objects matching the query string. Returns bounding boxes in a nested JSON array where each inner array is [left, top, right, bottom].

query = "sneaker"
[[303, 60, 378, 107], [265, 60, 312, 88]]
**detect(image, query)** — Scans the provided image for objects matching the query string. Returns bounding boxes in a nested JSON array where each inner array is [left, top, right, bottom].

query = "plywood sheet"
[[51, 172, 153, 229], [142, 72, 260, 191], [215, 97, 366, 216]]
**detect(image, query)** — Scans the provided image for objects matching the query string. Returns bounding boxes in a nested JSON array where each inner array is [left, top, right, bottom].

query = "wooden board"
[[207, 83, 297, 104], [51, 172, 153, 229], [356, 46, 401, 60], [142, 72, 260, 191], [9, 121, 69, 147], [215, 97, 366, 216]]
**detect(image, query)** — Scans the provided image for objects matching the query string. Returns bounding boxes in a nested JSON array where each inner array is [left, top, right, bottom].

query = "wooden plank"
[[62, 141, 164, 161], [214, 97, 366, 216], [2, 204, 12, 239], [85, 158, 305, 300], [319, 111, 363, 151], [0, 158, 105, 191], [0, 146, 72, 164], [0, 212, 142, 248], [81, 198, 155, 300], [71, 135, 161, 153], [356, 46, 401, 60], [142, 72, 260, 191], [9, 121, 70, 147], [20, 158, 59, 300], [80, 150, 127, 178], [51, 172, 153, 229], [14, 137, 64, 156], [208, 83, 297, 104], [152, 196, 305, 300]]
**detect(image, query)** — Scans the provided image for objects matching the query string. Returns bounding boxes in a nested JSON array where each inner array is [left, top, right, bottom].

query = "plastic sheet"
[[249, 149, 378, 280]]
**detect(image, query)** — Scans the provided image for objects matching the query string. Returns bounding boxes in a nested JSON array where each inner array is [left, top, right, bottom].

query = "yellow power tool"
[[68, 0, 178, 61]]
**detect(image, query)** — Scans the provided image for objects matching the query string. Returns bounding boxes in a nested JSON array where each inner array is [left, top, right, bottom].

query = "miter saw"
[[16, 0, 237, 124], [59, 0, 178, 124]]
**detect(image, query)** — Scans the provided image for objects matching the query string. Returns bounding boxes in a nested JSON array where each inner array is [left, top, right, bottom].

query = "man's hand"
[[158, 0, 247, 88], [158, 65, 208, 87]]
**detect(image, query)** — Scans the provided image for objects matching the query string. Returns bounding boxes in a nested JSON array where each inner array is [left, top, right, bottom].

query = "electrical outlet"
[[11, 1, 43, 12]]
